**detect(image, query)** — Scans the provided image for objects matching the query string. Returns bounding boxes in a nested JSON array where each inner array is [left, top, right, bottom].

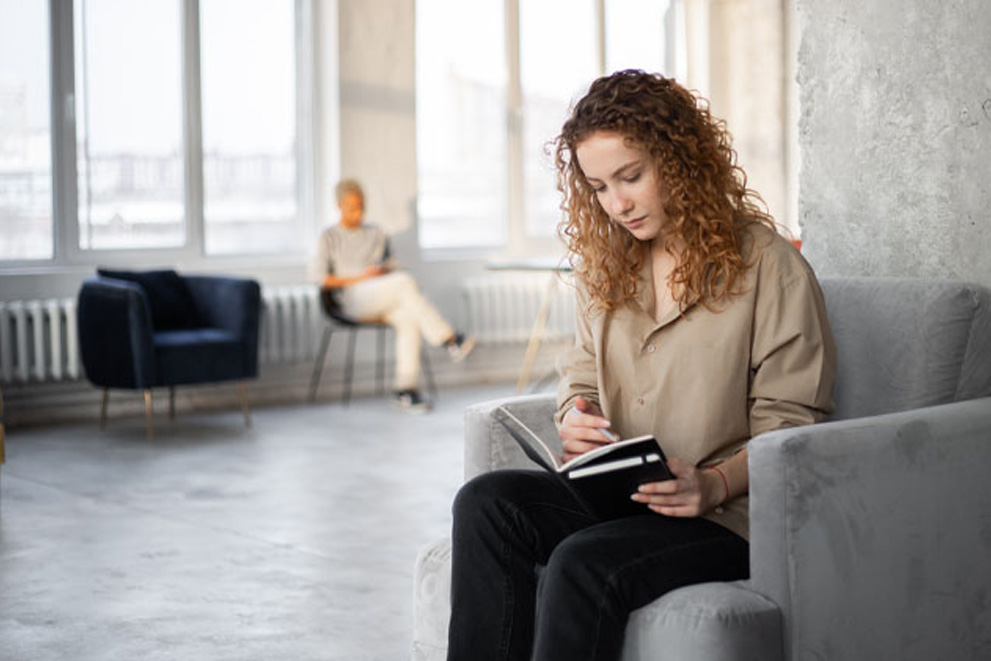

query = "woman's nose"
[[608, 193, 634, 218]]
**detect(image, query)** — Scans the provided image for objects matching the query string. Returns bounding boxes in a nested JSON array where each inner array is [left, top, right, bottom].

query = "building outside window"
[[0, 0, 313, 266], [0, 0, 53, 261]]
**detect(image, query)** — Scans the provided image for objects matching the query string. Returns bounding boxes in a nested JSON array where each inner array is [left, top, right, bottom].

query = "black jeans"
[[447, 470, 750, 661]]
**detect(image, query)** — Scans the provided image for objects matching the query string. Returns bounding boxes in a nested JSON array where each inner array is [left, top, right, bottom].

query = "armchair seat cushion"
[[154, 328, 246, 386]]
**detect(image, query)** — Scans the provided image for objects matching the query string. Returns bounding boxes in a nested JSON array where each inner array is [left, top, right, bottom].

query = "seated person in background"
[[316, 179, 474, 412]]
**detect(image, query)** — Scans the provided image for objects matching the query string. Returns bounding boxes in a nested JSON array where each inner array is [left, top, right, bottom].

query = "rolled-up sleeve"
[[749, 267, 837, 437]]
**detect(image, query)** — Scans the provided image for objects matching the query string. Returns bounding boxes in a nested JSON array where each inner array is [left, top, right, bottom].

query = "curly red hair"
[[555, 70, 777, 311]]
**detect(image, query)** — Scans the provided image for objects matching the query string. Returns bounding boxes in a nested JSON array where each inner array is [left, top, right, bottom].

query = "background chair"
[[412, 276, 991, 661], [78, 269, 261, 440], [309, 289, 436, 405]]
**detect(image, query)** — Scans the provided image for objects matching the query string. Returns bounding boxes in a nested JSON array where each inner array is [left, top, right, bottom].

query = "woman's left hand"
[[630, 457, 723, 517]]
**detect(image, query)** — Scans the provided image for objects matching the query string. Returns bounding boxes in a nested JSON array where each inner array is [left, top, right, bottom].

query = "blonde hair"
[[555, 70, 776, 311], [335, 178, 365, 204]]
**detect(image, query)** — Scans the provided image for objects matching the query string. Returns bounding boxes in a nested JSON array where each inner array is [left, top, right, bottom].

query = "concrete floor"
[[0, 382, 517, 661]]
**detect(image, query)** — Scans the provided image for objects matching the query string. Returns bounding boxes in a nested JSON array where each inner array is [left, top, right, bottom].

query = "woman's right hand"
[[559, 396, 615, 462]]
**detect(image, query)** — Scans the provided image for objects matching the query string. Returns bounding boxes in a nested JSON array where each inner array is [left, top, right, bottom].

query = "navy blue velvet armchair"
[[77, 269, 261, 439]]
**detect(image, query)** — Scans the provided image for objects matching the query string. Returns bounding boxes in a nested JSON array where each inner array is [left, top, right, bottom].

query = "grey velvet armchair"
[[412, 277, 991, 660]]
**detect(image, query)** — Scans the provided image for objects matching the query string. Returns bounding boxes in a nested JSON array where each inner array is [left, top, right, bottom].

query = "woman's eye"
[[592, 185, 606, 194], [624, 173, 641, 183]]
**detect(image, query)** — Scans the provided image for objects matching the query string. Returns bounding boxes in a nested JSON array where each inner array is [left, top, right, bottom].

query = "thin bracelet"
[[707, 465, 730, 505]]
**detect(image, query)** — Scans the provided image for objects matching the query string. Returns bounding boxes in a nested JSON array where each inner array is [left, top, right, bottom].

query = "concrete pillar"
[[798, 0, 991, 285]]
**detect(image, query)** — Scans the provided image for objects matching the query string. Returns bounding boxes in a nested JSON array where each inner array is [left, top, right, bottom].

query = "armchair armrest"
[[77, 278, 157, 388], [184, 275, 262, 376], [748, 396, 991, 660], [463, 393, 559, 480]]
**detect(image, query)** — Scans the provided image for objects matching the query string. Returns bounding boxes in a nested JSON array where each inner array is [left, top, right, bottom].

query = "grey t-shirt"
[[315, 224, 393, 280]]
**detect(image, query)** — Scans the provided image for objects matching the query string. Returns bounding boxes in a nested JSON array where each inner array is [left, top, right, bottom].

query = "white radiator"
[[0, 277, 574, 384], [462, 273, 576, 344], [0, 286, 324, 384], [0, 298, 80, 383], [259, 285, 324, 365]]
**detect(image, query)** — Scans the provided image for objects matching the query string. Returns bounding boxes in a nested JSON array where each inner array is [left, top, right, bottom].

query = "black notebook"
[[493, 406, 674, 520]]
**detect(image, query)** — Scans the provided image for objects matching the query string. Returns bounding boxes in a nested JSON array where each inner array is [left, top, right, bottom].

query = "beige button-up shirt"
[[555, 224, 836, 540]]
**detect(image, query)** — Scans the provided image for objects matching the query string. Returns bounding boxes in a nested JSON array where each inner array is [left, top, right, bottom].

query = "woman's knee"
[[454, 471, 520, 520], [386, 271, 419, 294], [541, 531, 611, 600]]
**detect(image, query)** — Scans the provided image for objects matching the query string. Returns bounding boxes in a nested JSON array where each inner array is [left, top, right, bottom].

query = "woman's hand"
[[558, 397, 616, 463], [630, 458, 724, 517], [361, 265, 387, 279]]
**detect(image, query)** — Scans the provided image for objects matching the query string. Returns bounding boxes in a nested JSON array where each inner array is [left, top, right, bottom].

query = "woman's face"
[[338, 192, 364, 229], [575, 131, 668, 242]]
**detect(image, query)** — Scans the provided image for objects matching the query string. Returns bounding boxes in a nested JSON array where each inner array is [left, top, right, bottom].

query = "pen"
[[599, 427, 618, 442]]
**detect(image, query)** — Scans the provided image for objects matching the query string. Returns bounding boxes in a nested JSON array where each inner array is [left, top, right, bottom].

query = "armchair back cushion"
[[97, 268, 197, 330], [821, 277, 991, 420]]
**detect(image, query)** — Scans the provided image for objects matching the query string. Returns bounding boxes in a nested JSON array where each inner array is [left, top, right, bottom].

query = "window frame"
[[417, 0, 680, 260], [0, 0, 321, 273]]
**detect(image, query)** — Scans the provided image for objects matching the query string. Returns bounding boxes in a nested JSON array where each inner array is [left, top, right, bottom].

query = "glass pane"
[[520, 0, 597, 238], [75, 0, 184, 250], [201, 0, 297, 255], [0, 0, 53, 260], [416, 0, 507, 250], [605, 0, 670, 75]]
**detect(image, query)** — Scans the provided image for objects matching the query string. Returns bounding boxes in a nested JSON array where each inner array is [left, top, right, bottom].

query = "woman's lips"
[[624, 216, 646, 229]]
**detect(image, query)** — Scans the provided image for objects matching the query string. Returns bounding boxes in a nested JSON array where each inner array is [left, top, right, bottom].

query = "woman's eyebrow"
[[612, 160, 642, 178], [584, 160, 642, 185]]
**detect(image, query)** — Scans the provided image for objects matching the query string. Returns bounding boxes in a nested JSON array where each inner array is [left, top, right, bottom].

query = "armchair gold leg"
[[169, 386, 176, 420], [100, 388, 109, 429], [144, 390, 154, 441], [238, 381, 251, 428]]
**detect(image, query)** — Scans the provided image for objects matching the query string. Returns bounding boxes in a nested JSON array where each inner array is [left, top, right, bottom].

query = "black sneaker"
[[446, 332, 476, 363], [393, 389, 432, 413]]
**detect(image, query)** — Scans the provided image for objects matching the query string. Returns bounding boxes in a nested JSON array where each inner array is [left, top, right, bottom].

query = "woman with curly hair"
[[446, 70, 836, 660]]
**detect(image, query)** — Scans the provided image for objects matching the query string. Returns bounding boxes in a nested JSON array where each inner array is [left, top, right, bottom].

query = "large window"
[[200, 0, 298, 255], [520, 0, 597, 237], [75, 0, 185, 250], [416, 0, 675, 252], [1, 0, 313, 265], [0, 0, 53, 260], [414, 0, 507, 250]]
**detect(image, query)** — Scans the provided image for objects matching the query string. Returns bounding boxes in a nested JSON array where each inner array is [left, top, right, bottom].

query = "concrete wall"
[[797, 0, 991, 286]]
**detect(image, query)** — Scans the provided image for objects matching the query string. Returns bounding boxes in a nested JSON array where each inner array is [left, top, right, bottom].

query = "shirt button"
[[647, 345, 656, 353], [715, 506, 725, 514], [637, 396, 645, 406]]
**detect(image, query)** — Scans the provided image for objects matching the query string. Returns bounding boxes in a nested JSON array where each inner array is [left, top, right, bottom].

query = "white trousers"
[[338, 271, 454, 390]]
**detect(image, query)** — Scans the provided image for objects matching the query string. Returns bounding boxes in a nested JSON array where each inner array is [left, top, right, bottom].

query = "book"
[[493, 405, 674, 520]]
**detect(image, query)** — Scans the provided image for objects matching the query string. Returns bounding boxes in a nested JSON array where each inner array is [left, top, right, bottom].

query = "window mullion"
[[51, 0, 78, 263], [595, 0, 606, 75], [505, 0, 525, 255], [182, 0, 204, 259], [295, 0, 317, 241]]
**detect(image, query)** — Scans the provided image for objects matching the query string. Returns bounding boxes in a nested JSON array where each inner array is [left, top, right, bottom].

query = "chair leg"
[[309, 326, 334, 402], [237, 380, 251, 428], [376, 326, 386, 396], [143, 389, 154, 441], [422, 348, 438, 402], [343, 328, 357, 406], [100, 388, 109, 429], [169, 386, 176, 420]]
